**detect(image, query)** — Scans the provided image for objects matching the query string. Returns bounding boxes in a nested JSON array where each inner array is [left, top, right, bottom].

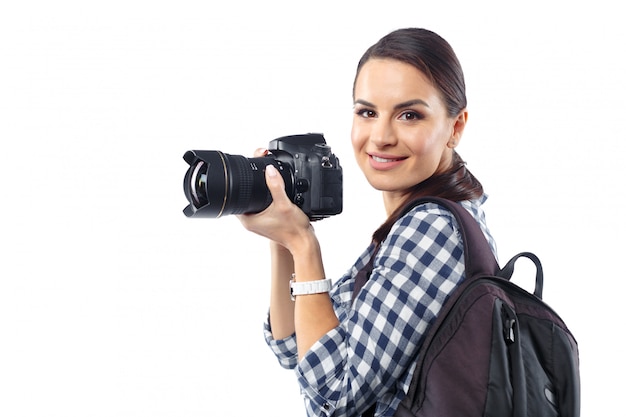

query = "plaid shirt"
[[264, 196, 497, 417]]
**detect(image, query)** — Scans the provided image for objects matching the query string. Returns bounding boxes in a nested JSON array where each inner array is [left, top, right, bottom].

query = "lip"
[[367, 153, 408, 171]]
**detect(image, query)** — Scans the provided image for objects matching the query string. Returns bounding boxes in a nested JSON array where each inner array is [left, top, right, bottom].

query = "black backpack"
[[355, 197, 580, 417]]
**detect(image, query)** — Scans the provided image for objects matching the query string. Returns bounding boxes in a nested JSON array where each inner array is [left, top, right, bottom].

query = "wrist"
[[290, 276, 332, 301], [270, 240, 291, 257], [287, 229, 320, 261]]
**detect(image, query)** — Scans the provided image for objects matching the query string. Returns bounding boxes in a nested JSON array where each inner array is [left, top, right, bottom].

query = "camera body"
[[267, 133, 343, 219], [182, 133, 342, 220]]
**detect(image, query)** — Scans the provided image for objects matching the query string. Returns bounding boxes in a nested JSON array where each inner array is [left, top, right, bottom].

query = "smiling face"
[[351, 58, 468, 214]]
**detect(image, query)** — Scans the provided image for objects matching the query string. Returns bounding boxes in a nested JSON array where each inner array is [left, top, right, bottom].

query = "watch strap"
[[290, 278, 332, 300]]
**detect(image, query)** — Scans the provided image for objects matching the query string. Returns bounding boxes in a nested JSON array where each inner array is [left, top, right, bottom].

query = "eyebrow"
[[354, 98, 430, 110]]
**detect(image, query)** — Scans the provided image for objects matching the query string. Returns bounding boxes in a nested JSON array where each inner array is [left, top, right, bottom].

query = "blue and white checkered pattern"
[[264, 196, 497, 416]]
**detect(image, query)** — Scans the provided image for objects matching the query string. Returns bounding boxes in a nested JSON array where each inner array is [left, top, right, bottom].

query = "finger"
[[253, 148, 269, 157], [264, 164, 291, 205]]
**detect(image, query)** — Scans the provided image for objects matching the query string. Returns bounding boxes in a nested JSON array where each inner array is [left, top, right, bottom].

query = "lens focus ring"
[[228, 155, 254, 214]]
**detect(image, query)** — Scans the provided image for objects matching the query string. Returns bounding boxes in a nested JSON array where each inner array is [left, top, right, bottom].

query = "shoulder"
[[388, 200, 461, 245], [375, 201, 463, 273], [386, 195, 496, 259]]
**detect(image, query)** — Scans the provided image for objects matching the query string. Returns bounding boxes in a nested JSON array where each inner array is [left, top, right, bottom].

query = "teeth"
[[372, 155, 397, 163]]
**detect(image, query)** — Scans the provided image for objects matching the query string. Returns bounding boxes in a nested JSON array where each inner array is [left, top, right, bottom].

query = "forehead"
[[354, 58, 441, 105]]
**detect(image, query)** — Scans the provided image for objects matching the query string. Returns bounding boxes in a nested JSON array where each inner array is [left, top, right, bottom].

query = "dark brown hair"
[[354, 28, 484, 244]]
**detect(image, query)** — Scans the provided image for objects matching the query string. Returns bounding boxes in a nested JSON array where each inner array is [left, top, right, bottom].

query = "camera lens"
[[183, 150, 294, 218], [189, 160, 208, 207]]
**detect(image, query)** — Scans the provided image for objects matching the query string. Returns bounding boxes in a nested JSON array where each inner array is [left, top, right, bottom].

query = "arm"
[[267, 242, 295, 340], [239, 164, 339, 359], [289, 232, 339, 361]]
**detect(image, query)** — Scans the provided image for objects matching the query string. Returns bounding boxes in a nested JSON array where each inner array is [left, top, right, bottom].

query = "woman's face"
[[351, 58, 466, 210]]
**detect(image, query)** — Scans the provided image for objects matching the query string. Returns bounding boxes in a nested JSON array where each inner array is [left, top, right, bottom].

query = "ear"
[[447, 109, 468, 149]]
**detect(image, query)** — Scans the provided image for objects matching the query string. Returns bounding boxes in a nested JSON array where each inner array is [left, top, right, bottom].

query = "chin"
[[365, 177, 404, 193]]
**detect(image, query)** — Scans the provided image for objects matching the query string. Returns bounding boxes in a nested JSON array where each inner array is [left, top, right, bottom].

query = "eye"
[[399, 110, 424, 121], [355, 108, 377, 119]]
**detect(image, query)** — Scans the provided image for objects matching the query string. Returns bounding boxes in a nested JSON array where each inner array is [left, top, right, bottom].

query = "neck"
[[382, 191, 409, 217]]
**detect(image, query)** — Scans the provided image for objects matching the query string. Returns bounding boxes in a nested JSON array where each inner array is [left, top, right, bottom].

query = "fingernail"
[[266, 164, 278, 177]]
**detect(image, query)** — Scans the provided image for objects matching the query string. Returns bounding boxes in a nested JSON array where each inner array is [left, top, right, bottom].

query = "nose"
[[369, 119, 397, 148]]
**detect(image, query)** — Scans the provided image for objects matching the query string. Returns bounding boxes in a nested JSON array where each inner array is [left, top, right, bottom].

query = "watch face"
[[290, 282, 296, 301]]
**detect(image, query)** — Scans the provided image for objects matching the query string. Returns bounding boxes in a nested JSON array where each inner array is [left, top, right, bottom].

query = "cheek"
[[350, 122, 365, 152], [408, 127, 447, 156], [410, 131, 453, 173]]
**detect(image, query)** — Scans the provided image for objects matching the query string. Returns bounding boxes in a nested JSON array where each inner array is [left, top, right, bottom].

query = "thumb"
[[265, 164, 290, 204]]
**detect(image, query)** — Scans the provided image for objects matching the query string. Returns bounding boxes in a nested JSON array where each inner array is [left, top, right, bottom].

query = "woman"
[[238, 28, 497, 417]]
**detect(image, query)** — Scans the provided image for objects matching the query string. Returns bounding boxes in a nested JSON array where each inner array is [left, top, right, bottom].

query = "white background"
[[1, 1, 623, 416]]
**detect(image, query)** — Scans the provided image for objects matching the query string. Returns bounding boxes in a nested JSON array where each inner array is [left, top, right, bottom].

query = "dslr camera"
[[182, 133, 342, 221]]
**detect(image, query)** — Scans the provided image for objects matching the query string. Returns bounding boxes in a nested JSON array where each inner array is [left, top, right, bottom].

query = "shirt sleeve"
[[263, 319, 299, 369], [294, 203, 467, 416]]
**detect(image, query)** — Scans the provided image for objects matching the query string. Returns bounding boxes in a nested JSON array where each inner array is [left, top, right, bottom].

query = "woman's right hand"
[[236, 149, 316, 256]]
